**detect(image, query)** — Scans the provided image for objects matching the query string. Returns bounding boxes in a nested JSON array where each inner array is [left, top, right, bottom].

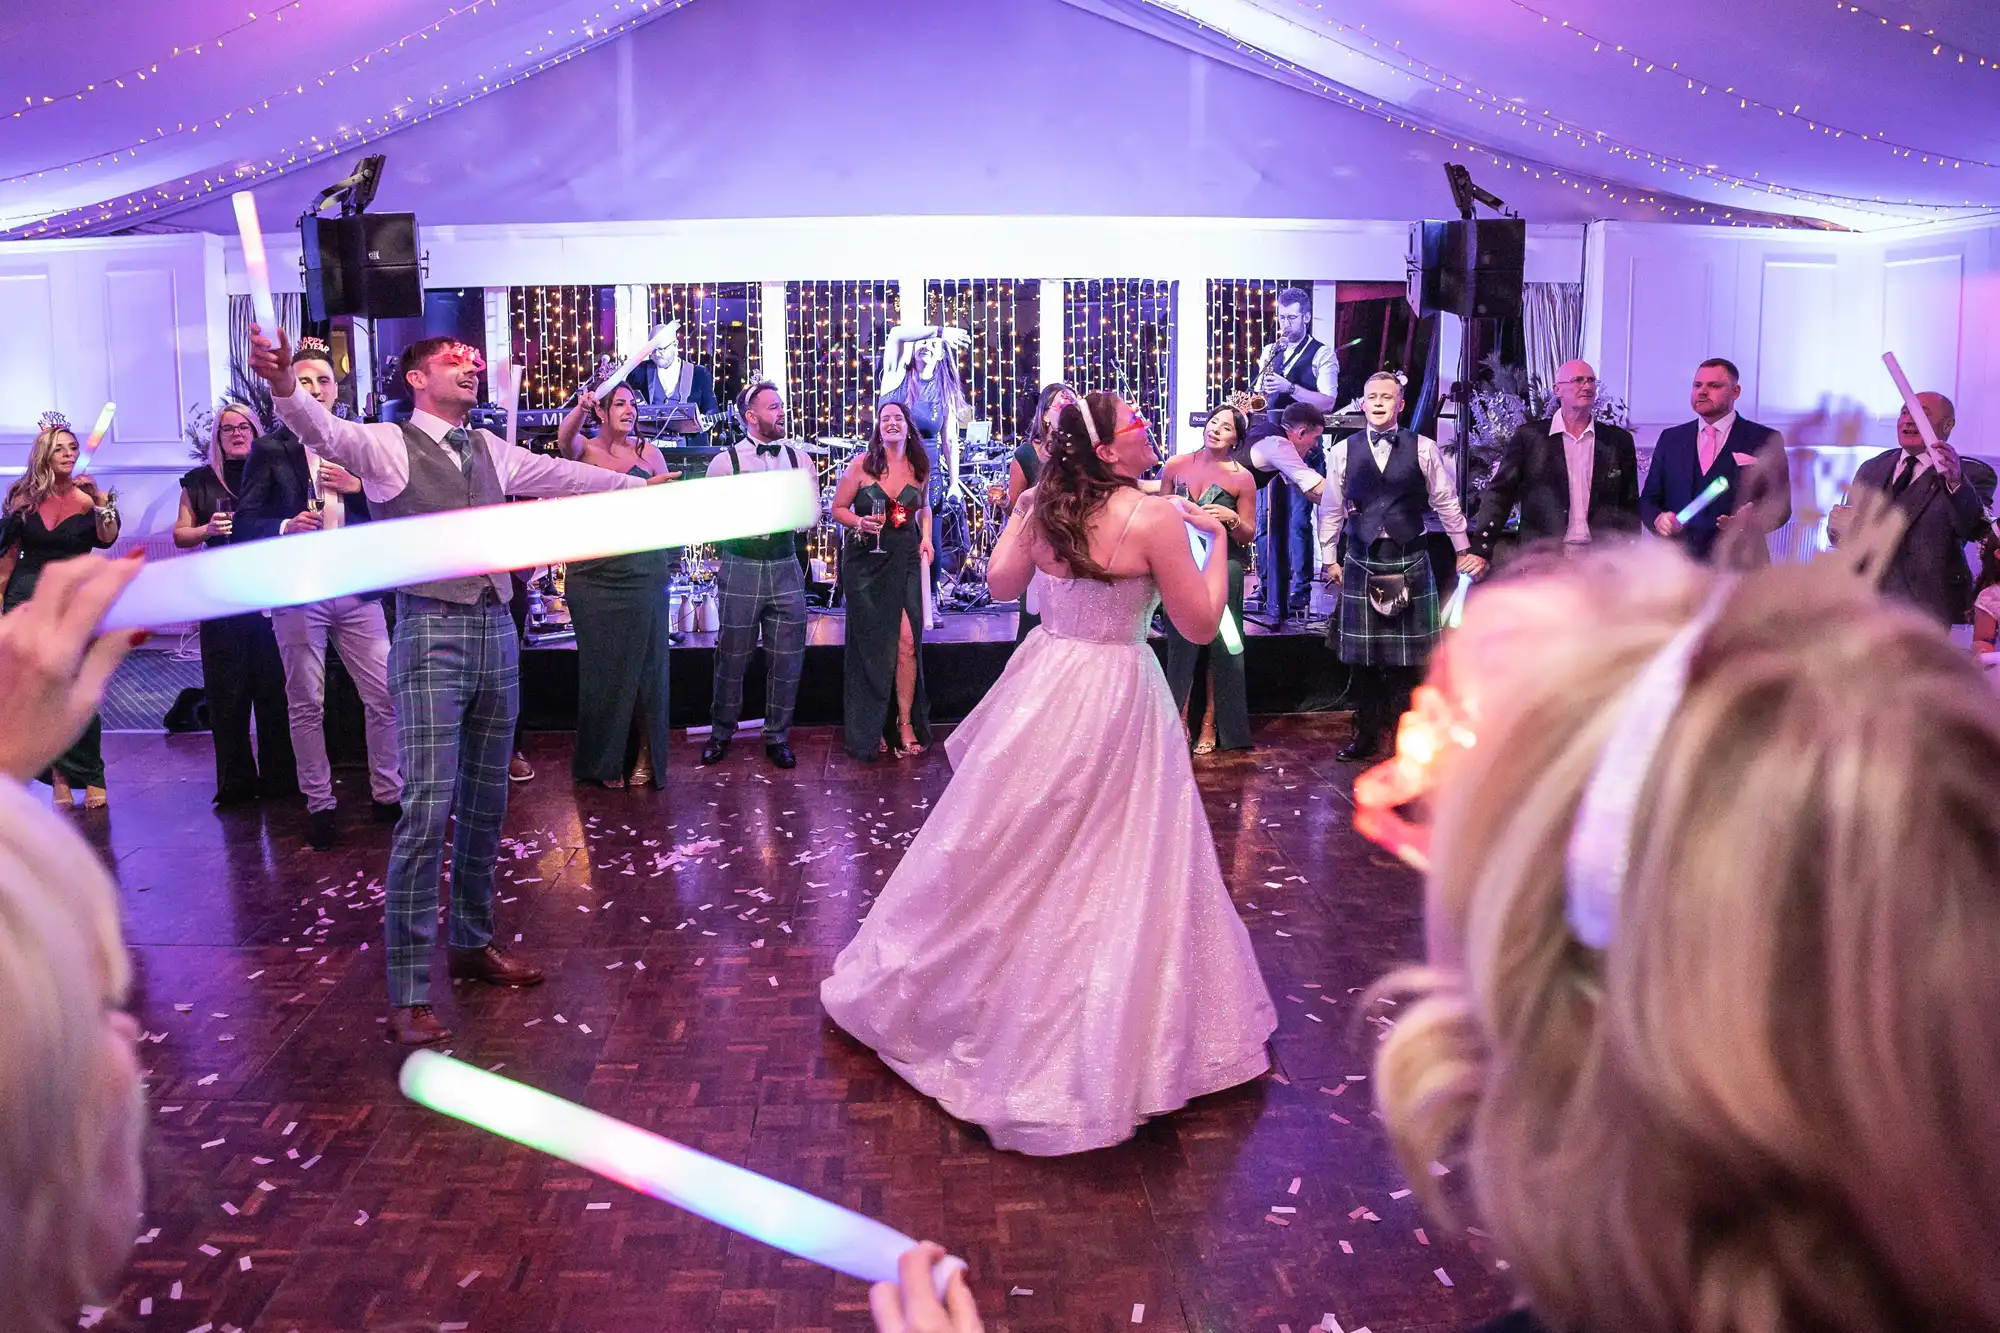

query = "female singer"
[[0, 413, 122, 808], [832, 401, 934, 761], [175, 403, 295, 807], [556, 384, 680, 788], [1006, 383, 1077, 642], [1159, 405, 1257, 753]]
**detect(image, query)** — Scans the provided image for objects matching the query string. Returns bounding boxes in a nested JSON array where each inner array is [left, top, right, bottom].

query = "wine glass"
[[871, 501, 887, 555]]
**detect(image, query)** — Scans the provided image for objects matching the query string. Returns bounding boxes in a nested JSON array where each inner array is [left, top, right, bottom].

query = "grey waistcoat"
[[375, 420, 512, 604]]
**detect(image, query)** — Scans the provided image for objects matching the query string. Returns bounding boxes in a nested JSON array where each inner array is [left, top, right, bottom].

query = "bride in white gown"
[[821, 390, 1277, 1155]]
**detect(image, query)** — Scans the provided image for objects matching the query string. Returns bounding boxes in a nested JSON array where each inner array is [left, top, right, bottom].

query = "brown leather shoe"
[[448, 943, 545, 988], [384, 1005, 452, 1046]]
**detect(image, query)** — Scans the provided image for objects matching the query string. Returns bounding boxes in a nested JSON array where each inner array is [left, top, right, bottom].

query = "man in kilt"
[[1318, 372, 1486, 763]]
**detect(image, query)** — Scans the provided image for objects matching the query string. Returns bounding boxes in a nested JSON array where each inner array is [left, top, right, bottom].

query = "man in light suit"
[[1638, 358, 1791, 561], [1834, 391, 1995, 625], [1470, 359, 1640, 564]]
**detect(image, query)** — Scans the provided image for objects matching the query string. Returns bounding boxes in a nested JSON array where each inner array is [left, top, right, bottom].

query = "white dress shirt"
[[1317, 429, 1470, 565], [271, 387, 644, 505], [1248, 435, 1326, 494], [1550, 411, 1596, 545]]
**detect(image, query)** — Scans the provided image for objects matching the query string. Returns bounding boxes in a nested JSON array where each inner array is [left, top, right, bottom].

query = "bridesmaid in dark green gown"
[[1159, 405, 1258, 753], [833, 402, 934, 761], [1006, 383, 1077, 643], [556, 384, 679, 787]]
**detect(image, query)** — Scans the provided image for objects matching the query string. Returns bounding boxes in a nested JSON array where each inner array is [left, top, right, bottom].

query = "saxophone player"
[[1246, 287, 1339, 620]]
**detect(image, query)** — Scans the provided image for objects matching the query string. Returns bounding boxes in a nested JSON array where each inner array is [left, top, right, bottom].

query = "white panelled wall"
[[6, 214, 1995, 549]]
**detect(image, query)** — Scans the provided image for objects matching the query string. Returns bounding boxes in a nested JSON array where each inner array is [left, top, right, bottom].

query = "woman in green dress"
[[557, 383, 681, 787], [1159, 405, 1257, 753], [832, 401, 934, 761]]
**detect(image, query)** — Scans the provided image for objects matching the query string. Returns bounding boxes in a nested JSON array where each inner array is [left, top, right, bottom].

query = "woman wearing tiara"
[[821, 390, 1277, 1155], [0, 412, 123, 809]]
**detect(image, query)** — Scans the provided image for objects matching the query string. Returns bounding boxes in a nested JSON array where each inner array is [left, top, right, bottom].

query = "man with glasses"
[[1469, 359, 1640, 564]]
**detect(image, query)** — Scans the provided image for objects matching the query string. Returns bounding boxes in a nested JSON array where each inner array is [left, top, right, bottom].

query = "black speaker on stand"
[[302, 212, 423, 322]]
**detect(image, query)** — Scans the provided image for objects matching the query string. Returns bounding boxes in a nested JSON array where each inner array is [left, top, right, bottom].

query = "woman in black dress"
[[175, 403, 296, 806], [1005, 383, 1078, 641], [831, 401, 934, 760], [555, 384, 679, 788], [1159, 405, 1257, 753], [0, 412, 122, 807]]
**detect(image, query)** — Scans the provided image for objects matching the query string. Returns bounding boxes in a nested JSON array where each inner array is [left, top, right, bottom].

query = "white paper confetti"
[[458, 1270, 482, 1288], [1131, 1305, 1145, 1324], [1434, 1268, 1453, 1287]]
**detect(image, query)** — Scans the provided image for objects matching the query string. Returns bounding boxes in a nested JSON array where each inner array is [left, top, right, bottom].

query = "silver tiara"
[[38, 409, 70, 433], [1563, 577, 1737, 949]]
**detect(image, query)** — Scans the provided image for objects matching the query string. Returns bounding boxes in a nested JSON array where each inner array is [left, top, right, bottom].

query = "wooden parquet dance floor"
[[75, 717, 1510, 1333]]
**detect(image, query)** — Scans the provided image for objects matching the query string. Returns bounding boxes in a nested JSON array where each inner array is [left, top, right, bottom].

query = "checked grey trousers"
[[709, 553, 807, 745], [384, 593, 517, 1006]]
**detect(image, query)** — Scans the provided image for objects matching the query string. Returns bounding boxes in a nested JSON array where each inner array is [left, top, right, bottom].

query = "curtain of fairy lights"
[[1206, 279, 1311, 405], [1062, 280, 1176, 437], [784, 281, 901, 442], [923, 279, 1040, 443], [645, 283, 763, 417], [510, 286, 614, 410]]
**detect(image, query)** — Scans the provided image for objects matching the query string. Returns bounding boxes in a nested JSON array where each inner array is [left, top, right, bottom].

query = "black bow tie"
[[756, 443, 783, 458], [1367, 430, 1390, 448]]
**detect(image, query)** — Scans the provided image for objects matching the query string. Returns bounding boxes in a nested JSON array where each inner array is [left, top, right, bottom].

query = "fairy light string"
[[925, 279, 1038, 442], [15, 0, 315, 115], [1063, 280, 1175, 440], [1207, 279, 1308, 404], [1828, 1, 2000, 69], [1502, 0, 2000, 171]]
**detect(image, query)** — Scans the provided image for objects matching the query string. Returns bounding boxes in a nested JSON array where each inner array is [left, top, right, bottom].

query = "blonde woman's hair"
[[207, 401, 265, 493], [4, 425, 80, 515], [1374, 545, 2000, 1333], [0, 782, 135, 1333]]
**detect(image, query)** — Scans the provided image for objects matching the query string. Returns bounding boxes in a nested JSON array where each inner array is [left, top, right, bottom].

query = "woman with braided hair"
[[822, 389, 1276, 1156]]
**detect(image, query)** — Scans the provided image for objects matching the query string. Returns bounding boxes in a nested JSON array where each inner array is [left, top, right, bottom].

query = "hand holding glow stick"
[[1675, 475, 1730, 526], [400, 1051, 968, 1299], [591, 327, 672, 404], [1440, 571, 1472, 630], [1882, 351, 1945, 471], [100, 468, 816, 630], [71, 402, 117, 476], [1184, 522, 1244, 655], [230, 191, 278, 334]]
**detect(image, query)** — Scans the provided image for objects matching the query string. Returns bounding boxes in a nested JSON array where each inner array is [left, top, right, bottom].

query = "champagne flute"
[[871, 501, 886, 556]]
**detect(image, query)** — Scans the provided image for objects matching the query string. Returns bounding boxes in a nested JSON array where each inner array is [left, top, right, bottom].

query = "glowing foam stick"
[[1675, 475, 1730, 526], [1440, 572, 1472, 630], [1184, 523, 1244, 655], [591, 326, 672, 403], [70, 402, 116, 476], [1882, 351, 1945, 470], [101, 468, 816, 631], [400, 1052, 966, 1298], [230, 191, 278, 334]]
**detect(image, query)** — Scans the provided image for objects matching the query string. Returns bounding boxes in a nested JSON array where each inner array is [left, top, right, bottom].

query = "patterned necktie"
[[443, 427, 474, 476], [1891, 453, 1919, 497]]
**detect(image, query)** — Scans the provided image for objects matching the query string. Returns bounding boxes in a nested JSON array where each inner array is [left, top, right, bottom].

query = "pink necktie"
[[1697, 423, 1720, 474]]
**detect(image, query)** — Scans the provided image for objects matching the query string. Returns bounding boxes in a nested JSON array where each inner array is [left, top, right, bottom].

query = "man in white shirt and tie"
[[1638, 358, 1790, 562], [250, 326, 665, 1048], [1318, 372, 1484, 763], [699, 381, 815, 771]]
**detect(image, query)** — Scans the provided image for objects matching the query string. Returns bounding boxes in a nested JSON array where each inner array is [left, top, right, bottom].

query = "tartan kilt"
[[1332, 544, 1440, 667]]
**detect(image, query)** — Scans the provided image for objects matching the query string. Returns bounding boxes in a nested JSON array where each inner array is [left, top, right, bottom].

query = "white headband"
[[1076, 396, 1103, 447], [1564, 577, 1737, 950]]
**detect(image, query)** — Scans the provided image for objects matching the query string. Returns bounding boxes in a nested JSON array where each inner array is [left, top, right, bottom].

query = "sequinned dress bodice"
[[1035, 573, 1159, 645]]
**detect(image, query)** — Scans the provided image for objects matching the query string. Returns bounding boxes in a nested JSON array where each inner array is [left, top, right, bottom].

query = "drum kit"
[[808, 435, 1018, 611]]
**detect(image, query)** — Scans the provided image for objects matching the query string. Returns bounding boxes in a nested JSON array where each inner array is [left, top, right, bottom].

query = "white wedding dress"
[[820, 560, 1277, 1155]]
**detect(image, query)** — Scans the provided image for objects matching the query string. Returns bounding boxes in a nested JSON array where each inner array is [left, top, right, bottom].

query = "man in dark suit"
[[1470, 359, 1639, 564], [1833, 391, 1995, 625], [1638, 358, 1792, 561], [235, 338, 402, 851]]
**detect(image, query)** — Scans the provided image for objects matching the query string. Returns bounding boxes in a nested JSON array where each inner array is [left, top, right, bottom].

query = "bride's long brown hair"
[[1033, 390, 1135, 583]]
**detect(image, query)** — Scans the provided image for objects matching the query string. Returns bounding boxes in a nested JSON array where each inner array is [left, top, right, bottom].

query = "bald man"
[[1836, 391, 1996, 625], [1468, 359, 1640, 564]]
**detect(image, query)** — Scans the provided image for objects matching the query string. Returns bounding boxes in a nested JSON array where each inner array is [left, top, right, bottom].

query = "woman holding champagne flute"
[[832, 401, 934, 761], [176, 402, 296, 807]]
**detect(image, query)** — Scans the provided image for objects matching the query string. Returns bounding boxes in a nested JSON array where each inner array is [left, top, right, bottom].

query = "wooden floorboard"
[[68, 716, 1512, 1333]]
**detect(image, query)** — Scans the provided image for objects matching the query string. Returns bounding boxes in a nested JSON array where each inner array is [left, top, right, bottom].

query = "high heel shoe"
[[84, 785, 108, 809], [896, 719, 926, 757], [627, 754, 653, 787], [1192, 735, 1217, 756], [50, 776, 74, 808]]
